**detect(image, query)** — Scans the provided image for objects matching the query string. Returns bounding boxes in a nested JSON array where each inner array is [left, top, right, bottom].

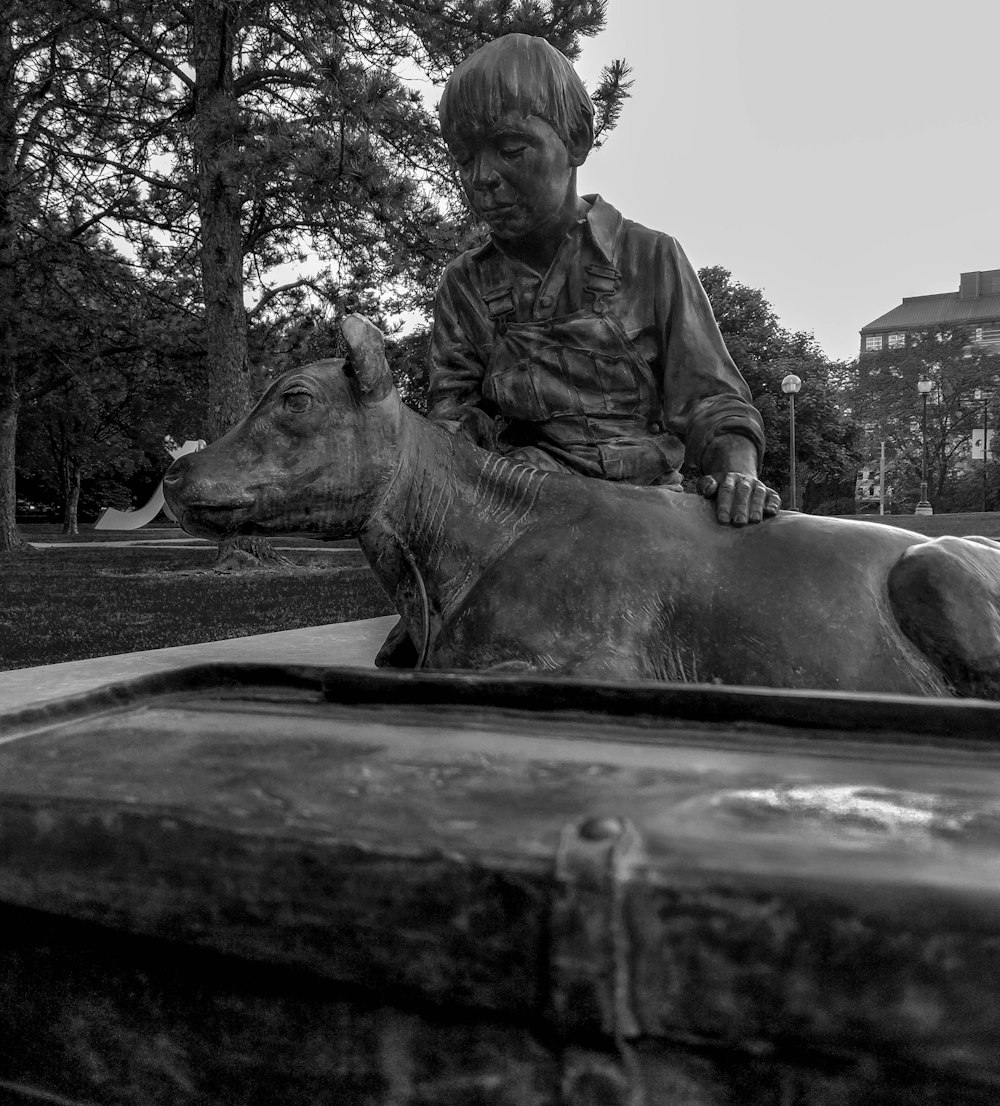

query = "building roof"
[[862, 294, 1000, 332], [861, 269, 1000, 334]]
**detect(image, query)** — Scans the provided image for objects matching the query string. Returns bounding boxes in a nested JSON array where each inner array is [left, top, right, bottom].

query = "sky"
[[572, 0, 1000, 363]]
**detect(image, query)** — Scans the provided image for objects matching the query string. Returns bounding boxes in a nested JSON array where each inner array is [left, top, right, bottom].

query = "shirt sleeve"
[[426, 261, 494, 429], [656, 237, 766, 473]]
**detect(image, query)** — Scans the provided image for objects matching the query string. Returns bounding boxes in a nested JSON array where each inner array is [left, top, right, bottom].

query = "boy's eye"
[[499, 145, 526, 159]]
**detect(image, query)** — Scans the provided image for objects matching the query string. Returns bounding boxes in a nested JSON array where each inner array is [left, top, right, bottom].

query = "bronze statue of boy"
[[429, 32, 780, 524], [378, 33, 779, 666]]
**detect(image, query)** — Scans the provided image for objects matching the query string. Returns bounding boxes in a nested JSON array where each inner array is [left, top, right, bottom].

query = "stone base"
[[915, 502, 934, 516]]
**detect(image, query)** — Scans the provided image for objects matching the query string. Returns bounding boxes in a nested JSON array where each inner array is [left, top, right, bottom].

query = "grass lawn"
[[837, 511, 1000, 539], [1, 531, 394, 671], [17, 521, 338, 546]]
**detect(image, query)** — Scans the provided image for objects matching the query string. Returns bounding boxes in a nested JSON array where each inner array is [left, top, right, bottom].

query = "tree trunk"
[[214, 535, 290, 571], [0, 379, 24, 553], [61, 460, 81, 535], [0, 18, 27, 554], [191, 1, 277, 567], [191, 0, 250, 440], [934, 444, 947, 502]]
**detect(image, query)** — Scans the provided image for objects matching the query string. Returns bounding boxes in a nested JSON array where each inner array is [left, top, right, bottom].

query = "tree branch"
[[61, 0, 196, 91], [247, 277, 324, 318]]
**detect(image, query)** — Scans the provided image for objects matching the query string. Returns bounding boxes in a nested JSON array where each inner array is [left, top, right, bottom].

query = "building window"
[[888, 332, 905, 349], [865, 335, 883, 352]]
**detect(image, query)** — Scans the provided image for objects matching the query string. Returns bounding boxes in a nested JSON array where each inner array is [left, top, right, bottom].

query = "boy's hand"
[[698, 434, 779, 525], [431, 404, 497, 450], [697, 472, 781, 526]]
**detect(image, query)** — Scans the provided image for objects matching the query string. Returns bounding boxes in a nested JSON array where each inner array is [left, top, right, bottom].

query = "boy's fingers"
[[696, 474, 718, 498], [715, 475, 736, 522], [699, 474, 780, 524], [729, 478, 753, 525], [747, 481, 768, 522]]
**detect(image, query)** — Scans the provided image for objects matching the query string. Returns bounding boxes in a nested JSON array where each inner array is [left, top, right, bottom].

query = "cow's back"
[[433, 480, 946, 693]]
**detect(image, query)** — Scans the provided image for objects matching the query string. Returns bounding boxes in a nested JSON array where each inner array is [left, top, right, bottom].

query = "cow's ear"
[[341, 315, 393, 403]]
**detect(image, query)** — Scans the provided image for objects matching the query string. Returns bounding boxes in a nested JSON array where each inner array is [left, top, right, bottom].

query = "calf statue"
[[164, 315, 1000, 699]]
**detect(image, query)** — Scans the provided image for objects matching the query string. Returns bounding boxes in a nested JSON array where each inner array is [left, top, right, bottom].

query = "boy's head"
[[439, 34, 594, 156]]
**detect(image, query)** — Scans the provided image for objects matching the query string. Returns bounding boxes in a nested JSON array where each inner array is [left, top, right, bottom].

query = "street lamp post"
[[916, 377, 933, 516], [975, 387, 989, 513], [781, 374, 802, 511]]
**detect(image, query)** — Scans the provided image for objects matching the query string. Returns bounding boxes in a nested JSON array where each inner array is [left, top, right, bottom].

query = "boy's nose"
[[471, 152, 501, 190]]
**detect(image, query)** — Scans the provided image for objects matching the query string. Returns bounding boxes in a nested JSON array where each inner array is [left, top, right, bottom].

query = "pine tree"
[[4, 0, 627, 558], [63, 0, 626, 429]]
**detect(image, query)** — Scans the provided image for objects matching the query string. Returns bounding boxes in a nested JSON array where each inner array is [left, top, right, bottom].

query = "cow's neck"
[[358, 409, 548, 648]]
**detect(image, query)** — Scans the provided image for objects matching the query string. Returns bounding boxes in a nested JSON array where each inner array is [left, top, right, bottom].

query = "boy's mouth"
[[480, 202, 519, 222]]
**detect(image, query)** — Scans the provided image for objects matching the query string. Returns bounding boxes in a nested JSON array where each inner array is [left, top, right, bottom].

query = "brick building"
[[860, 268, 1000, 356]]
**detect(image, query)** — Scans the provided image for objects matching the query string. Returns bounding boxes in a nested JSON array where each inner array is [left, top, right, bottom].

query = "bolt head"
[[578, 815, 625, 841]]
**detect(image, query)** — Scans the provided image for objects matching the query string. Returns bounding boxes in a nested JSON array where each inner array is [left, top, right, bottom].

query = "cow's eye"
[[283, 389, 312, 413]]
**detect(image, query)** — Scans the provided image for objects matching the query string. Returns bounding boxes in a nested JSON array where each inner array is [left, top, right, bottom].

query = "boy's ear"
[[566, 120, 593, 167]]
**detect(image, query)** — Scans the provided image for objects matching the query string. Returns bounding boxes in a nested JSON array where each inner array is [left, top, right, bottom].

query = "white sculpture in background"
[[94, 438, 206, 531]]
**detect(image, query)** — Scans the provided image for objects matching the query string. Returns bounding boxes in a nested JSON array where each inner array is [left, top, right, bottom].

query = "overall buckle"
[[483, 286, 516, 336], [585, 263, 620, 315]]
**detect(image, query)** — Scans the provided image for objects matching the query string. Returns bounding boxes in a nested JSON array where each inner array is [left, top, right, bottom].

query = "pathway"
[[0, 616, 397, 716]]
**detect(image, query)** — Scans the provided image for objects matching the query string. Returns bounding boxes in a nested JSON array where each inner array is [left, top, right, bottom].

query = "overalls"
[[477, 222, 685, 487]]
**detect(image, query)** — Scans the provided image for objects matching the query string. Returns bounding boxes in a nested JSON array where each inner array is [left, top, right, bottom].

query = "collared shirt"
[[427, 195, 765, 476]]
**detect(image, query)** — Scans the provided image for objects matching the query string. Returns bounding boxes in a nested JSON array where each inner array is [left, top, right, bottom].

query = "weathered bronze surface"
[[430, 34, 777, 524], [2, 664, 1000, 1103], [164, 318, 1000, 698]]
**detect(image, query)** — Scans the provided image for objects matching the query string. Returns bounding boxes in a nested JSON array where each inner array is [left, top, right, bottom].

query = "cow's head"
[[163, 315, 403, 541]]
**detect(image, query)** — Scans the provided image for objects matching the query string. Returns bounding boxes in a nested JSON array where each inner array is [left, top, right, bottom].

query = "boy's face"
[[447, 114, 585, 244]]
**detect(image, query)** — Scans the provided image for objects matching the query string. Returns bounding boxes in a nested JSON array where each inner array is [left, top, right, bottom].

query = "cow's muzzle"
[[163, 460, 256, 539]]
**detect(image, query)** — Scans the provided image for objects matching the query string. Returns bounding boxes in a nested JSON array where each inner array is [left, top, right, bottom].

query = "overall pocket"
[[486, 346, 652, 422]]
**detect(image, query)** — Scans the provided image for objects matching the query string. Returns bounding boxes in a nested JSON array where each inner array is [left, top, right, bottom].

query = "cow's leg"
[[887, 537, 1000, 698], [374, 618, 419, 668]]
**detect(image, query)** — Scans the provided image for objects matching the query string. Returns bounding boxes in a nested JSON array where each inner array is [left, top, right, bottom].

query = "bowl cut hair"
[[439, 34, 594, 151]]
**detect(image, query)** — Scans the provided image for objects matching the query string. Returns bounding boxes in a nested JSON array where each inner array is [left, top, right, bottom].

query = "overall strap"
[[477, 245, 517, 337], [480, 207, 630, 327], [584, 207, 627, 316]]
